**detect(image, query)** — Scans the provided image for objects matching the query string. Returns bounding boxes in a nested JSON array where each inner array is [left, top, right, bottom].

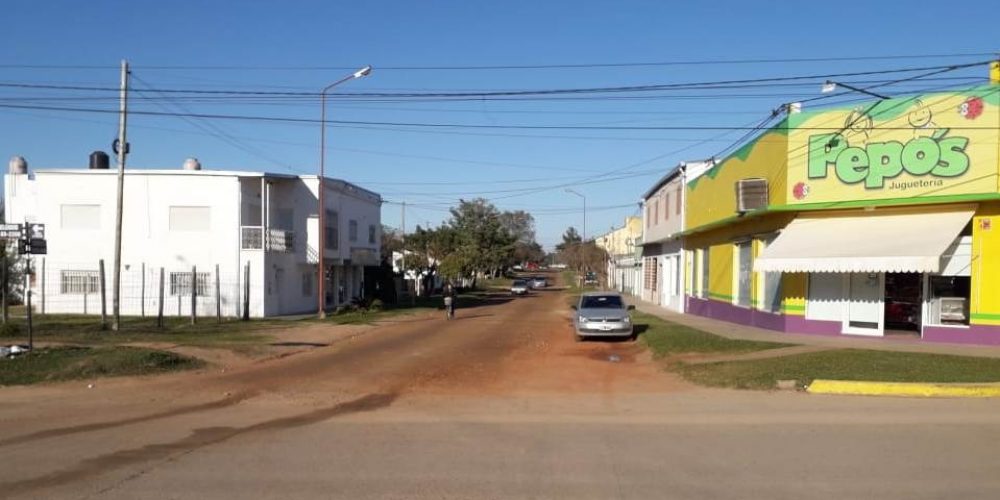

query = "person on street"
[[442, 282, 456, 320]]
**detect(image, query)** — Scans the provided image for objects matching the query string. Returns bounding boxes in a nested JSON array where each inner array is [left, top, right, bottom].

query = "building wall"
[[643, 177, 684, 243], [685, 128, 789, 230]]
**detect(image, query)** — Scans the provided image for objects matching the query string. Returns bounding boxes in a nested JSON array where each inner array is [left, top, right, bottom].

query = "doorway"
[[884, 273, 922, 338], [843, 272, 884, 336]]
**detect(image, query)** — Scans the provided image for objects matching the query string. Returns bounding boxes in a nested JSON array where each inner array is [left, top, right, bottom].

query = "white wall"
[[806, 273, 844, 322], [5, 169, 382, 318]]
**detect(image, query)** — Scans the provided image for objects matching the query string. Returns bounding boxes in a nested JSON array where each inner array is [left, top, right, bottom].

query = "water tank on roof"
[[183, 158, 202, 171], [89, 151, 110, 169], [8, 156, 27, 174]]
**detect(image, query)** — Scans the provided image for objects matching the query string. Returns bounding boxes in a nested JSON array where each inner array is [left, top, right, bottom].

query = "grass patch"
[[0, 346, 204, 386], [327, 293, 489, 325], [1, 314, 278, 347], [634, 311, 789, 357], [677, 349, 1000, 390]]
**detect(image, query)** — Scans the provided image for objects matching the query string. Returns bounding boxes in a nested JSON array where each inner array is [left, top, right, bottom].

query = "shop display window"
[[927, 275, 970, 326], [735, 241, 752, 307]]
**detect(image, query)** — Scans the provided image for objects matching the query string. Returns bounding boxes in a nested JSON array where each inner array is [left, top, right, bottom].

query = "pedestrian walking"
[[442, 282, 456, 320]]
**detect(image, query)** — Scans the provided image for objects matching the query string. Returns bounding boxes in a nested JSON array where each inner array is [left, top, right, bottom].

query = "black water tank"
[[89, 151, 109, 169]]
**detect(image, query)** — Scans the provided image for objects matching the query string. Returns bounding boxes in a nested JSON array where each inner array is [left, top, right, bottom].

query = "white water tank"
[[182, 158, 202, 171], [8, 156, 27, 174]]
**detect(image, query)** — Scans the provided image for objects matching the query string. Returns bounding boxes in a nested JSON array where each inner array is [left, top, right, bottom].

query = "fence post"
[[157, 267, 165, 328], [242, 261, 250, 321], [99, 259, 107, 330], [40, 257, 46, 315], [26, 289, 33, 351], [215, 264, 221, 324], [1, 249, 7, 324], [190, 265, 197, 325], [140, 262, 146, 317]]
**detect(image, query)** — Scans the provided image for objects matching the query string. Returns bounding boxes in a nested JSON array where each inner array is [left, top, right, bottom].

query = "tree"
[[555, 227, 582, 252], [447, 199, 516, 281], [380, 224, 402, 262]]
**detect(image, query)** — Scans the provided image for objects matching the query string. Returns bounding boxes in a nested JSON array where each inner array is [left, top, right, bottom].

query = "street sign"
[[18, 238, 47, 255], [28, 223, 45, 239]]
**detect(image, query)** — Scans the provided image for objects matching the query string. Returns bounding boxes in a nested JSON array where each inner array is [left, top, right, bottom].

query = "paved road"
[[2, 283, 1000, 499]]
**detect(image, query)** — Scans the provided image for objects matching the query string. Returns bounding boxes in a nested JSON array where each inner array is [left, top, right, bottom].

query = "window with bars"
[[60, 270, 99, 294], [169, 272, 210, 296]]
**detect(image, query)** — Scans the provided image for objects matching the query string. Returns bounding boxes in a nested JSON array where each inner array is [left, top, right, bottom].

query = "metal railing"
[[241, 226, 294, 252]]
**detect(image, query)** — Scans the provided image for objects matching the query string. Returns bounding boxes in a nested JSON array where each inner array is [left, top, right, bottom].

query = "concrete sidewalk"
[[633, 299, 1000, 359]]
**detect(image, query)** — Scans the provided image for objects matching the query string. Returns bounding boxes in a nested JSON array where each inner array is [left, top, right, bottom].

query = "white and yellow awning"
[[754, 208, 975, 274]]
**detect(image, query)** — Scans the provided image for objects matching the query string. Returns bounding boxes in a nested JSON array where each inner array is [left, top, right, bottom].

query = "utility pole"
[[111, 59, 129, 331]]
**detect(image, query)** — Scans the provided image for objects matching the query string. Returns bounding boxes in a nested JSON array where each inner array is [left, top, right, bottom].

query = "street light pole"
[[565, 188, 586, 275], [318, 65, 372, 319]]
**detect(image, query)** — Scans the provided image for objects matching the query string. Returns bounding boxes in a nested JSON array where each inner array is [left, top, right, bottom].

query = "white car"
[[510, 279, 529, 296]]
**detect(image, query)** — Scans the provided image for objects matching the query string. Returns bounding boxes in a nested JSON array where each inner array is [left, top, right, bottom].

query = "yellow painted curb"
[[807, 380, 1000, 398]]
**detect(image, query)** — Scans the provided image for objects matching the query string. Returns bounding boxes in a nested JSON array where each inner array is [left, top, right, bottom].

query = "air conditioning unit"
[[735, 178, 769, 213]]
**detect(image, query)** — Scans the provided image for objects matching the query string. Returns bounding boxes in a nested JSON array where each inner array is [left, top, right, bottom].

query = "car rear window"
[[581, 295, 624, 309], [512, 280, 527, 286]]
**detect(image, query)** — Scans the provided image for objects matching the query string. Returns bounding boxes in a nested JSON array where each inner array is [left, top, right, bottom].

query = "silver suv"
[[572, 292, 634, 341]]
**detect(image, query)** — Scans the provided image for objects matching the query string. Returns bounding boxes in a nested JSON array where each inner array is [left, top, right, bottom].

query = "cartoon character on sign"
[[843, 108, 873, 144], [958, 97, 984, 120], [907, 98, 938, 137], [792, 182, 809, 200]]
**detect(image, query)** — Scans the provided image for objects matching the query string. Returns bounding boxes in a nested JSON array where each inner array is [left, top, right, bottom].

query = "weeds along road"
[[2, 283, 1000, 499]]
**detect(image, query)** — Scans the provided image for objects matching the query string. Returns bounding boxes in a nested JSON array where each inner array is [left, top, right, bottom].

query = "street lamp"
[[318, 65, 372, 318], [565, 188, 586, 275]]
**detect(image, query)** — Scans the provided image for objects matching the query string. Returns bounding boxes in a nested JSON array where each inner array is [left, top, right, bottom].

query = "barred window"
[[60, 270, 99, 294], [170, 272, 210, 296]]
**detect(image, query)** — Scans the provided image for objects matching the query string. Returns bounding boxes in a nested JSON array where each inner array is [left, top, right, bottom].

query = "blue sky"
[[1, 0, 997, 249]]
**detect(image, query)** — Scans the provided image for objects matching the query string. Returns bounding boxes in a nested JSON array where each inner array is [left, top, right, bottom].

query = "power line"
[[0, 61, 988, 98], [0, 52, 992, 71]]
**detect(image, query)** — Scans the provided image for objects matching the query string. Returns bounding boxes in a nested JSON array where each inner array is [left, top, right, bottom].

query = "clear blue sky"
[[1, 0, 996, 250]]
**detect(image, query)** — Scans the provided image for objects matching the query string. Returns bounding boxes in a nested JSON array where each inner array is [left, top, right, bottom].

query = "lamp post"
[[318, 65, 372, 319], [565, 188, 586, 278]]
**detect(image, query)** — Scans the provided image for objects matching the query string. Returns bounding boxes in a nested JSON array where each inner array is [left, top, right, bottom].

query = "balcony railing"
[[241, 226, 294, 252]]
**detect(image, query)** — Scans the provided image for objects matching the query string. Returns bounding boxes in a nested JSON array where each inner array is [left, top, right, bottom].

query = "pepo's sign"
[[807, 128, 970, 189], [786, 90, 998, 204]]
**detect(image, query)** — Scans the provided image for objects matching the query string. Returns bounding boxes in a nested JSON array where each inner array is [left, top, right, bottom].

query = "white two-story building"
[[639, 160, 712, 313], [3, 156, 382, 318]]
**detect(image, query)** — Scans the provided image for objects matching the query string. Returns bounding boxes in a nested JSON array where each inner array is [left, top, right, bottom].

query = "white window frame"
[[170, 272, 210, 297], [733, 240, 752, 308]]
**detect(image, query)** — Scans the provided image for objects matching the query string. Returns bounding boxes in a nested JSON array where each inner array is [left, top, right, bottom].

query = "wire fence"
[[1, 258, 256, 335]]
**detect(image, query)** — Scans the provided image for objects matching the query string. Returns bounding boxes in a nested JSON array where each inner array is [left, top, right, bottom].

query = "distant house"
[[3, 157, 381, 317], [594, 216, 643, 297]]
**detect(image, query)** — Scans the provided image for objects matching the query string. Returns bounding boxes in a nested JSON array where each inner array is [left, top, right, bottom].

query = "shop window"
[[927, 275, 970, 326], [734, 241, 752, 307]]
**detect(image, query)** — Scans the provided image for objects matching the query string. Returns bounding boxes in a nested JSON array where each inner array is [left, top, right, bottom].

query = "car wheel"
[[574, 334, 584, 343]]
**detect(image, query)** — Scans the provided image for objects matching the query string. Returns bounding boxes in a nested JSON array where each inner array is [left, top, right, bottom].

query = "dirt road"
[[2, 284, 1000, 499]]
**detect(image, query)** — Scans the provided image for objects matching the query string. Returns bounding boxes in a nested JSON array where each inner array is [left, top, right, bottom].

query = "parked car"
[[510, 279, 529, 296], [529, 276, 547, 289], [583, 271, 598, 286], [572, 292, 635, 341]]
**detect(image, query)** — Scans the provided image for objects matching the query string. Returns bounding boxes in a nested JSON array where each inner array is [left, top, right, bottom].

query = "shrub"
[[0, 323, 21, 338]]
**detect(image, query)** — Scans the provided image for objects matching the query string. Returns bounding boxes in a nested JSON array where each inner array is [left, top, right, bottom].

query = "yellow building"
[[595, 216, 643, 296], [683, 80, 1000, 345]]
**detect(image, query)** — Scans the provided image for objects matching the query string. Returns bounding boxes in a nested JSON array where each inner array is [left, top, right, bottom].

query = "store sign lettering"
[[807, 129, 970, 189]]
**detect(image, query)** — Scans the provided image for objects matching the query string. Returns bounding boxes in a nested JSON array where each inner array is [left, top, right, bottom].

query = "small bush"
[[368, 299, 384, 312], [0, 323, 21, 338]]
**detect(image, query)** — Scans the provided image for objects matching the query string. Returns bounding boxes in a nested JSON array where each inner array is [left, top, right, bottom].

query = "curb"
[[807, 379, 1000, 398]]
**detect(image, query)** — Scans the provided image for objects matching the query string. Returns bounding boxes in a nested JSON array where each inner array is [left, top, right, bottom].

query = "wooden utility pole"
[[111, 59, 130, 331]]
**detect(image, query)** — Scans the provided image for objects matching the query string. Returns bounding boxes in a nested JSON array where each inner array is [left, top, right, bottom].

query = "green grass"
[[0, 313, 284, 347], [326, 292, 490, 325], [634, 312, 789, 357], [0, 346, 204, 386], [676, 349, 1000, 390]]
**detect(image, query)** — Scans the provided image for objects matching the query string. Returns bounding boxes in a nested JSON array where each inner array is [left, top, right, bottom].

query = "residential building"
[[594, 217, 643, 296], [3, 158, 381, 317], [682, 80, 1000, 345], [639, 161, 712, 313]]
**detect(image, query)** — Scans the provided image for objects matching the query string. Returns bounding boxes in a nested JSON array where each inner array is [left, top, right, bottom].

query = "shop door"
[[843, 272, 884, 336]]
